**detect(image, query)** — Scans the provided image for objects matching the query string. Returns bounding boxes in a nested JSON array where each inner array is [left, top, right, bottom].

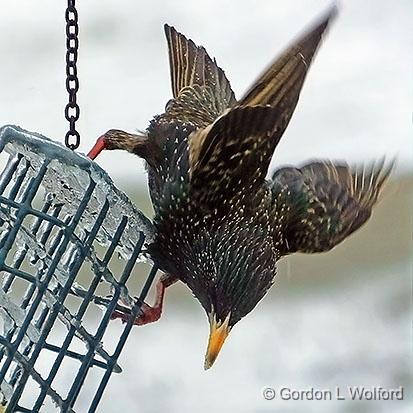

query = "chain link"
[[65, 0, 80, 150]]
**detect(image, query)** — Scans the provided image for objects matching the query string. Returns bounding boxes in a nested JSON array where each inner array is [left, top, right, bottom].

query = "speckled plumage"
[[148, 10, 332, 325], [146, 119, 281, 324], [93, 8, 392, 367]]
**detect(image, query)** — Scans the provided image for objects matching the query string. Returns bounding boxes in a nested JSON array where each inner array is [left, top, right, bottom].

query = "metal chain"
[[65, 0, 80, 150]]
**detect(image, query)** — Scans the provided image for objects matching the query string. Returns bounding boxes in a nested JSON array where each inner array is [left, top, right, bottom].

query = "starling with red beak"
[[88, 8, 392, 369]]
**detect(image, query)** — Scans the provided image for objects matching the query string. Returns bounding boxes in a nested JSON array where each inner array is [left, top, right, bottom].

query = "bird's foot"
[[135, 302, 162, 325], [110, 273, 178, 326], [110, 301, 162, 326]]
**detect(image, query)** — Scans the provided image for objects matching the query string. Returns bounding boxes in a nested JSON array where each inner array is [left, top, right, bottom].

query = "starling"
[[88, 7, 392, 369]]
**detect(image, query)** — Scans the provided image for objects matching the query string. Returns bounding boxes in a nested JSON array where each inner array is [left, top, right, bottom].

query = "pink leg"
[[111, 274, 178, 326]]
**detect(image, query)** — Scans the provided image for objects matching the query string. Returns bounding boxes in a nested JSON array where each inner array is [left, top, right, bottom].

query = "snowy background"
[[0, 0, 412, 412]]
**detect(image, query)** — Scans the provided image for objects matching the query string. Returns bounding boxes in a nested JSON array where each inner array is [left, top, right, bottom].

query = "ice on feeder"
[[0, 125, 157, 412], [0, 291, 40, 344], [0, 125, 154, 256]]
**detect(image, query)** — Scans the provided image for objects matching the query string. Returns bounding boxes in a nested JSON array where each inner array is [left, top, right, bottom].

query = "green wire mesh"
[[0, 125, 157, 412]]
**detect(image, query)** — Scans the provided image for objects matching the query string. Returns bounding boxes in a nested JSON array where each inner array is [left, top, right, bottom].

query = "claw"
[[110, 302, 162, 325], [135, 303, 162, 325], [109, 274, 178, 326]]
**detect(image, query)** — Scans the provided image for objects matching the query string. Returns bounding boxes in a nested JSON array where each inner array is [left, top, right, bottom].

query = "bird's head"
[[88, 129, 148, 160], [175, 224, 278, 369]]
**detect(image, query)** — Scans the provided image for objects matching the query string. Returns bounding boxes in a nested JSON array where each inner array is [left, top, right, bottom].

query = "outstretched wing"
[[161, 24, 236, 127], [239, 7, 336, 109], [189, 8, 336, 205], [270, 160, 393, 254]]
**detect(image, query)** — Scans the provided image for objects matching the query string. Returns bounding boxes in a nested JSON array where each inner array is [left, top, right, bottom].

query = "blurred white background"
[[0, 0, 411, 412]]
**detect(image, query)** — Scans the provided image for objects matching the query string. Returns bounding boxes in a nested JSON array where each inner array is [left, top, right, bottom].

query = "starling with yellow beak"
[[88, 7, 392, 369]]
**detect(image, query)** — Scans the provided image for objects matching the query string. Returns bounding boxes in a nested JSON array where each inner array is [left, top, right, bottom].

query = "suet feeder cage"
[[0, 125, 157, 412]]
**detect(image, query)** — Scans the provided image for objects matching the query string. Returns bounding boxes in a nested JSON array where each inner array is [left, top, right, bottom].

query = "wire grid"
[[0, 125, 156, 412]]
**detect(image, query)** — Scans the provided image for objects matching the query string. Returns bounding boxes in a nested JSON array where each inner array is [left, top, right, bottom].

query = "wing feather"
[[163, 24, 236, 125], [270, 159, 394, 254], [189, 9, 336, 204], [239, 7, 337, 108]]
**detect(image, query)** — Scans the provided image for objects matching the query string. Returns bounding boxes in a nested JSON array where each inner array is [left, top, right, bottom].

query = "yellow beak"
[[204, 313, 231, 370]]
